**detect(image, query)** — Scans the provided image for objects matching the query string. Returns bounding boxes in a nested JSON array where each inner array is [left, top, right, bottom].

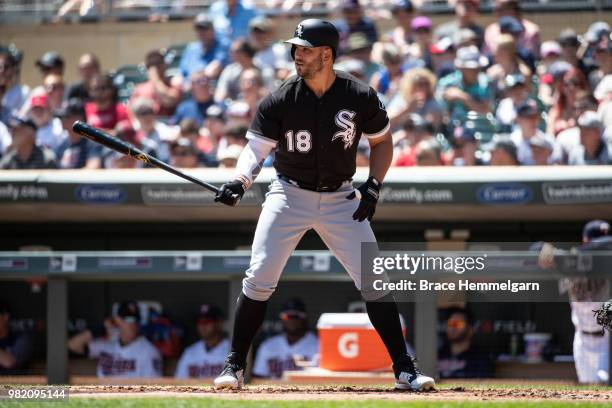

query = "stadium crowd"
[[0, 0, 611, 170]]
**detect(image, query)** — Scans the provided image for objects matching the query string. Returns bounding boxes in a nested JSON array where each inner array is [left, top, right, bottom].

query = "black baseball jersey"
[[247, 70, 390, 187]]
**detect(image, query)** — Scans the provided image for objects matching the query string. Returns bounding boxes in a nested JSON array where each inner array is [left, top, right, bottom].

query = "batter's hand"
[[215, 180, 245, 207], [346, 176, 381, 222]]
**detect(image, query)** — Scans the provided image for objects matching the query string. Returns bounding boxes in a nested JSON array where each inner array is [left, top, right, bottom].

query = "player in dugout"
[[68, 300, 162, 378]]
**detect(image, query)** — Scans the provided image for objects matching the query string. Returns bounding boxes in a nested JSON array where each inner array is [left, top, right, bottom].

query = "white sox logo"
[[332, 110, 357, 150], [296, 24, 304, 38]]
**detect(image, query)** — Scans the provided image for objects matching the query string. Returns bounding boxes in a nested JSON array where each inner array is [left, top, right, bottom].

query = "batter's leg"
[[215, 180, 316, 389], [314, 188, 435, 391]]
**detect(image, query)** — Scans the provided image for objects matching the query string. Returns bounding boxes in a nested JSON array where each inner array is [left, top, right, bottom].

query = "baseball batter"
[[213, 19, 435, 391]]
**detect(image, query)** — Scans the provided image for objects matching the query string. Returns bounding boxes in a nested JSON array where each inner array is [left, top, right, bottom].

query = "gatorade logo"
[[338, 332, 359, 358]]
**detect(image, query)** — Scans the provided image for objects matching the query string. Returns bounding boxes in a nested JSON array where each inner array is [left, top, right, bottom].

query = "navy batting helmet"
[[284, 19, 339, 60]]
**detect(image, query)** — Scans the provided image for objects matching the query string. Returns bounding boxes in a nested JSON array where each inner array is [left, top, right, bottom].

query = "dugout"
[[1, 166, 611, 383]]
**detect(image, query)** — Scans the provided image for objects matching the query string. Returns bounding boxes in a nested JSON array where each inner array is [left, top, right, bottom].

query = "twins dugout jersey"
[[253, 332, 319, 379], [89, 336, 162, 378], [174, 338, 230, 378], [248, 70, 390, 186]]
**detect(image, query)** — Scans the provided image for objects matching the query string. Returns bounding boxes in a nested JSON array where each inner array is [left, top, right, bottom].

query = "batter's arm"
[[233, 133, 276, 189], [367, 131, 393, 183]]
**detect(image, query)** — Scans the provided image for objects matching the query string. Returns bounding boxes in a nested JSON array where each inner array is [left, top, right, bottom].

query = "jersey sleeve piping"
[[363, 120, 390, 140]]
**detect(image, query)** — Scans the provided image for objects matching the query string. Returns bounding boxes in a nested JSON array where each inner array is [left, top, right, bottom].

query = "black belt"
[[581, 330, 605, 337], [277, 174, 347, 192]]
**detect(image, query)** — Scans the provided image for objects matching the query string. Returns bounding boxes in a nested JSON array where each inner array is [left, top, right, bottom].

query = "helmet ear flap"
[[291, 45, 296, 60]]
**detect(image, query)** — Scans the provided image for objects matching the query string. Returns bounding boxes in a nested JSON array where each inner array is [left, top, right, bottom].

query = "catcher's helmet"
[[284, 19, 339, 60]]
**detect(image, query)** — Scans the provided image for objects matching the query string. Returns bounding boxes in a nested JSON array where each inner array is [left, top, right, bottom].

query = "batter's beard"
[[296, 55, 324, 79]]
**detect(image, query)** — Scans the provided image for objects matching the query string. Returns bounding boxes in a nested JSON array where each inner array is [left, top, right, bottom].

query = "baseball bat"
[[72, 121, 219, 194]]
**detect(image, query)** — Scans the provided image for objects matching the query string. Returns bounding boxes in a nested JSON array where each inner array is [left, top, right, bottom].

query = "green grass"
[[1, 399, 611, 408]]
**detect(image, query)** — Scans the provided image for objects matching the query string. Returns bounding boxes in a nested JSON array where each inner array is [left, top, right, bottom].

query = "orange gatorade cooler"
[[317, 313, 406, 371]]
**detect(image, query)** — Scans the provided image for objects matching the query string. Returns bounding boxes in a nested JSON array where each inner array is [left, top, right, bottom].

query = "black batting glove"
[[346, 176, 381, 222], [215, 179, 245, 207]]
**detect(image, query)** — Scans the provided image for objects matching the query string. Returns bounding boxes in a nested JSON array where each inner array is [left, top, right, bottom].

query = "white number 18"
[[285, 130, 312, 153]]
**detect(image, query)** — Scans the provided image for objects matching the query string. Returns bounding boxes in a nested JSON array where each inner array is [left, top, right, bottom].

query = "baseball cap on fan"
[[583, 220, 610, 241], [280, 298, 307, 320], [115, 300, 141, 324]]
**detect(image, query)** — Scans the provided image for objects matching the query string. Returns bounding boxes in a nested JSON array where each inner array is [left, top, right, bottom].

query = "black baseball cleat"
[[214, 353, 245, 390], [393, 355, 436, 391]]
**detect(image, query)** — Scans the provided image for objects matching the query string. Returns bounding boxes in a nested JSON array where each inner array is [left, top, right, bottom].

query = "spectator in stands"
[[528, 134, 555, 166], [67, 53, 100, 103], [0, 47, 29, 115], [215, 39, 260, 103], [497, 16, 536, 74], [385, 0, 414, 55], [484, 0, 540, 59], [130, 98, 172, 163], [452, 28, 479, 51], [175, 304, 229, 379], [253, 299, 318, 379], [0, 117, 57, 169], [435, 0, 483, 50], [131, 49, 181, 118], [510, 99, 554, 165], [547, 66, 589, 136], [568, 111, 612, 165], [388, 68, 442, 131], [415, 137, 443, 166], [406, 16, 434, 71], [487, 34, 532, 100], [170, 70, 216, 127], [335, 0, 379, 55], [537, 41, 562, 77], [169, 138, 200, 168], [597, 78, 612, 129], [176, 119, 217, 166], [495, 73, 532, 132], [438, 307, 493, 378], [239, 68, 267, 119], [224, 101, 251, 128], [28, 94, 65, 152], [43, 74, 66, 114], [393, 114, 435, 166], [489, 136, 519, 166], [200, 105, 225, 154], [590, 36, 611, 91], [343, 33, 380, 82], [35, 51, 65, 78], [436, 46, 493, 132], [208, 0, 259, 42], [0, 85, 10, 125], [85, 73, 128, 132], [0, 301, 34, 375], [102, 121, 156, 169], [180, 14, 230, 81], [248, 17, 291, 76], [0, 108, 10, 156], [429, 37, 457, 79], [55, 99, 102, 169], [217, 144, 243, 168], [217, 123, 247, 163], [444, 125, 478, 166], [67, 300, 162, 378], [370, 43, 404, 101], [557, 29, 591, 79]]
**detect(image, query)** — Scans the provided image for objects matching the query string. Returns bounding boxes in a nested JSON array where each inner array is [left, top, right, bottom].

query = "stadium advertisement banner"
[[2, 179, 612, 206]]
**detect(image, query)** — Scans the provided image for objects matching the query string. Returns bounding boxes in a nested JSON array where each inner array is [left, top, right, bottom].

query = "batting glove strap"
[[215, 179, 246, 207]]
